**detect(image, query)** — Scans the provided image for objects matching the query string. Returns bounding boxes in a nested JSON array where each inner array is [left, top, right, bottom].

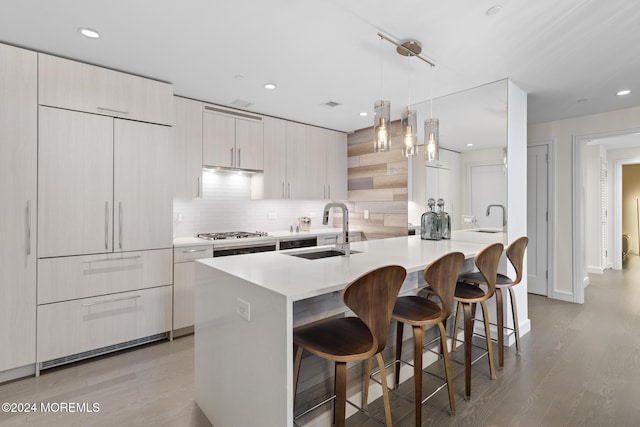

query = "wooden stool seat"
[[388, 252, 465, 425], [293, 317, 373, 361], [454, 281, 487, 300], [293, 265, 407, 427], [458, 271, 515, 286], [392, 296, 441, 324]]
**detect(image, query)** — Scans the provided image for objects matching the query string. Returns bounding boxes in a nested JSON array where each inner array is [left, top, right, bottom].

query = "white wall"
[[173, 170, 334, 237], [584, 145, 605, 273], [528, 105, 640, 300]]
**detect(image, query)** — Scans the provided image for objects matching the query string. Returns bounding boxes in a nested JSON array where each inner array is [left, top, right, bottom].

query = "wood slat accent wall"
[[345, 121, 408, 239]]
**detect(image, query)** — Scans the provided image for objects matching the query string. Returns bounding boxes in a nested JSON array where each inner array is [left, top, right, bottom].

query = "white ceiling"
[[1, 0, 639, 144]]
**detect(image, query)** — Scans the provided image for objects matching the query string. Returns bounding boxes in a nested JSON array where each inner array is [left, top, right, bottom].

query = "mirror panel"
[[408, 79, 508, 234]]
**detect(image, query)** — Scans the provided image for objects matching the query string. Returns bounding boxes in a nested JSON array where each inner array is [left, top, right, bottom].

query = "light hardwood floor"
[[2, 258, 640, 426]]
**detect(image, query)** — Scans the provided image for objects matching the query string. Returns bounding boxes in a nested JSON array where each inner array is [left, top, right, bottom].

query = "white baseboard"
[[587, 266, 605, 274]]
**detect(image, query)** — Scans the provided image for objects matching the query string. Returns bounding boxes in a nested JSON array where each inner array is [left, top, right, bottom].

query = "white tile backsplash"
[[173, 170, 333, 237]]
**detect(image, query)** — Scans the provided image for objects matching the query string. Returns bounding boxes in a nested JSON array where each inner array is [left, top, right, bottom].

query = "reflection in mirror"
[[408, 79, 508, 235]]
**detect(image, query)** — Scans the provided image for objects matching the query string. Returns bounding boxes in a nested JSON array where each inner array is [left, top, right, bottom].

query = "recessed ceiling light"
[[617, 89, 631, 96], [486, 6, 502, 16], [78, 27, 100, 39], [467, 143, 474, 147], [264, 83, 276, 90], [360, 112, 368, 117]]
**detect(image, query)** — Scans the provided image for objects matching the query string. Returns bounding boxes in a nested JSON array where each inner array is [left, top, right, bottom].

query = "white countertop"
[[173, 228, 360, 248], [197, 235, 488, 301]]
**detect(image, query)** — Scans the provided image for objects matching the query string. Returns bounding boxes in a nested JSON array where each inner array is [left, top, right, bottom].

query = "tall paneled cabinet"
[[0, 44, 37, 374], [34, 53, 174, 368]]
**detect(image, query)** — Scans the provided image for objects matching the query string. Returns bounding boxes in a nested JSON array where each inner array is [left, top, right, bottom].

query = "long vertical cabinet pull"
[[237, 148, 241, 168], [230, 148, 234, 167], [118, 202, 123, 249], [288, 182, 291, 199], [25, 200, 31, 255], [197, 176, 201, 198], [328, 184, 331, 200], [104, 201, 109, 249], [282, 182, 285, 199]]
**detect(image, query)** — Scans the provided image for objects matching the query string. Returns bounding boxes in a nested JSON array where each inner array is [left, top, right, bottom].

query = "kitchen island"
[[194, 236, 491, 427]]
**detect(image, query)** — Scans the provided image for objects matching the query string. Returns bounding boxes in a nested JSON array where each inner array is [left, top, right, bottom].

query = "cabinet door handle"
[[25, 200, 31, 256], [328, 184, 331, 200], [323, 184, 326, 200], [105, 201, 109, 250], [282, 182, 285, 199], [82, 294, 141, 307], [237, 148, 241, 167], [118, 202, 123, 250], [96, 106, 130, 116], [230, 147, 234, 167], [288, 182, 291, 199], [197, 176, 201, 198]]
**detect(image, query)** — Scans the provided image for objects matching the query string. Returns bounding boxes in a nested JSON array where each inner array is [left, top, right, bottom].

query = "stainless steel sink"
[[286, 249, 360, 260]]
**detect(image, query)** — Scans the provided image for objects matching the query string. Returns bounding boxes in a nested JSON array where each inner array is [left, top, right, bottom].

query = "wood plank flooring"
[[2, 257, 640, 426]]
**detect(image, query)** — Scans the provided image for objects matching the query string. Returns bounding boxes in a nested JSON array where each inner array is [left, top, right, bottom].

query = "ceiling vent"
[[323, 101, 341, 108], [232, 99, 252, 108]]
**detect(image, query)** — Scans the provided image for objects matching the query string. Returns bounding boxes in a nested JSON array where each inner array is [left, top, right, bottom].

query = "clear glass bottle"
[[437, 199, 451, 240], [421, 198, 442, 240]]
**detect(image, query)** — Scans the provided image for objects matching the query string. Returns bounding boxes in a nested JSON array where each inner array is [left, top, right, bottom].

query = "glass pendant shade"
[[424, 118, 439, 161], [401, 108, 417, 157], [373, 100, 391, 152]]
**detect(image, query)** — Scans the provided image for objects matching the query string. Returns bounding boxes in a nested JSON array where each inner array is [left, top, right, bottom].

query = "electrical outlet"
[[268, 212, 278, 219], [364, 210, 369, 220], [237, 298, 250, 321]]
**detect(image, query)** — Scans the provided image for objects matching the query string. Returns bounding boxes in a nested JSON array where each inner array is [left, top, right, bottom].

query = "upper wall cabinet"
[[38, 53, 173, 126], [173, 96, 203, 199], [202, 105, 263, 170]]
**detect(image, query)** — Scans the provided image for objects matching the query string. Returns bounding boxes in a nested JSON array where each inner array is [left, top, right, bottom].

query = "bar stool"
[[293, 265, 407, 427], [451, 242, 503, 399], [457, 236, 528, 368], [390, 252, 465, 426]]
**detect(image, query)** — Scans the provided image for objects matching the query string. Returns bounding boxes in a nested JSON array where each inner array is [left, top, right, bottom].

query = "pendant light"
[[425, 65, 439, 161], [374, 35, 390, 152], [401, 54, 417, 157]]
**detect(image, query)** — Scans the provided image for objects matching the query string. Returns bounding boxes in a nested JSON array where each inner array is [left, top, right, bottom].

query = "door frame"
[[528, 140, 555, 298], [613, 156, 640, 269], [573, 127, 640, 303]]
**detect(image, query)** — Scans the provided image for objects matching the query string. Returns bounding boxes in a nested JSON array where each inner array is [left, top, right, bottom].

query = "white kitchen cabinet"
[[173, 245, 213, 331], [38, 107, 172, 258], [114, 119, 173, 252], [325, 129, 348, 200], [202, 106, 264, 170], [291, 124, 326, 199], [173, 96, 203, 199], [263, 116, 288, 198], [0, 43, 37, 372], [37, 285, 172, 363], [38, 53, 173, 126], [37, 249, 172, 305], [38, 107, 114, 258]]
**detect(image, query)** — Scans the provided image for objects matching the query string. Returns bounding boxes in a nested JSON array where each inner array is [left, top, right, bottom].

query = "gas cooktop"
[[197, 231, 268, 241]]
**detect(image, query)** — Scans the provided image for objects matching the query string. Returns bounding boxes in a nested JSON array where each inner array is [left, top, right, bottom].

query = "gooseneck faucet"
[[323, 202, 350, 256], [486, 204, 506, 227]]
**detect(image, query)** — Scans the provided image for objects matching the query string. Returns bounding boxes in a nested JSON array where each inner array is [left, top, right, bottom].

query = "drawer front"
[[37, 285, 172, 363], [38, 249, 172, 304], [173, 245, 213, 263]]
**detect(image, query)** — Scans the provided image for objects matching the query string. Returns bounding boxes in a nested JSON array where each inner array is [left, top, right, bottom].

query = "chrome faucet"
[[486, 204, 506, 227], [323, 202, 350, 256]]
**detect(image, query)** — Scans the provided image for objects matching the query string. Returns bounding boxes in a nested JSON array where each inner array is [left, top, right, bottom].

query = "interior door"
[[527, 144, 549, 295], [468, 163, 507, 228]]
